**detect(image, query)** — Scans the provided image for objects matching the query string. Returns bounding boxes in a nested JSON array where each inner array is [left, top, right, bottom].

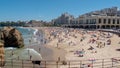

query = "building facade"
[[52, 13, 75, 26], [53, 7, 120, 29], [63, 15, 120, 29], [63, 7, 120, 29]]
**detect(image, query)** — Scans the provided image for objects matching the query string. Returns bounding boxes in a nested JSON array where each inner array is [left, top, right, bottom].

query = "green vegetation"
[[0, 21, 26, 27], [0, 20, 58, 27]]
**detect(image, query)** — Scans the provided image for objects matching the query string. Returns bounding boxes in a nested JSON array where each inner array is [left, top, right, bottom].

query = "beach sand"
[[25, 45, 66, 61], [26, 27, 120, 68], [25, 27, 66, 61]]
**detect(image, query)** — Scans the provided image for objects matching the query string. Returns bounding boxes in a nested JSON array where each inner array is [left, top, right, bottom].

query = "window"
[[86, 19, 89, 24], [117, 19, 119, 24], [70, 20, 73, 24], [76, 21, 78, 24], [113, 19, 115, 24], [92, 19, 96, 24], [90, 19, 92, 24], [103, 19, 106, 24], [79, 20, 83, 24], [98, 19, 101, 23], [108, 19, 111, 24]]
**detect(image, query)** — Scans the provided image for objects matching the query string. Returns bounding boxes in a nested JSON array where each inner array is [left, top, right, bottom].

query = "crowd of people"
[[41, 27, 118, 57], [33, 27, 120, 67]]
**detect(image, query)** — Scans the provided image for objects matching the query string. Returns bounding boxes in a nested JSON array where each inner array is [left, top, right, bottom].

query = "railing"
[[1, 57, 120, 68]]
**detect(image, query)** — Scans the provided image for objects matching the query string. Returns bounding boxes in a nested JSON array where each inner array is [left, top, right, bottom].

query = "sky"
[[0, 0, 120, 22]]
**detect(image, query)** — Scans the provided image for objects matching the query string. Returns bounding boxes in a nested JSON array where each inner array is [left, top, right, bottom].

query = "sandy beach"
[[24, 27, 120, 68], [33, 27, 120, 59]]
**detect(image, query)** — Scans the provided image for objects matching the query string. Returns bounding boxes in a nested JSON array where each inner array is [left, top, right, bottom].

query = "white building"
[[63, 7, 120, 29]]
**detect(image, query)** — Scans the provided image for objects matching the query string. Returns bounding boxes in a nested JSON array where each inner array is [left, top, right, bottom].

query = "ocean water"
[[17, 27, 45, 46], [16, 27, 36, 45]]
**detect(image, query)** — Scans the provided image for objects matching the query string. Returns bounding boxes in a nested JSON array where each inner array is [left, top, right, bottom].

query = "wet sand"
[[25, 44, 66, 61]]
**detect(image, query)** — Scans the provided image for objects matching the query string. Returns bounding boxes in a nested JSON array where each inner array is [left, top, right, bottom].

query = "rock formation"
[[0, 26, 24, 48], [0, 37, 5, 67]]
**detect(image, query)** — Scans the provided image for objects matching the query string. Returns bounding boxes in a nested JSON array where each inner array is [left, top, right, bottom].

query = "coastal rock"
[[0, 29, 4, 43], [1, 26, 24, 48], [0, 41, 5, 67]]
